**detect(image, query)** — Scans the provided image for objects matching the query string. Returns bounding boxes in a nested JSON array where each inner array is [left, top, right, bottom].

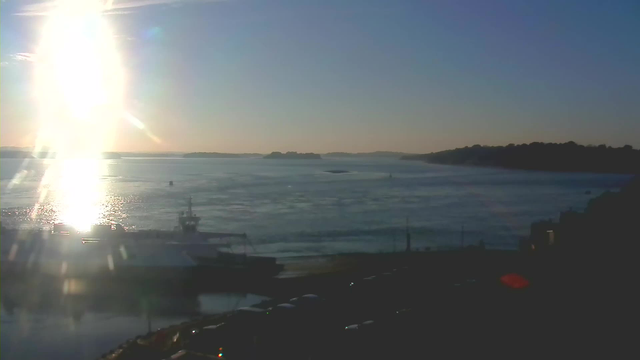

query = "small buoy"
[[169, 181, 174, 186], [584, 190, 591, 195]]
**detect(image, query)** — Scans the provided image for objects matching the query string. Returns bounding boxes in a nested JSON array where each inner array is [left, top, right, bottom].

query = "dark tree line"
[[402, 142, 639, 174], [519, 174, 639, 310], [526, 176, 640, 254]]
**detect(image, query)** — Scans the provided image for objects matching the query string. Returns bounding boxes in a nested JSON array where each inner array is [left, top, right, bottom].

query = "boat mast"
[[179, 196, 200, 233], [187, 196, 193, 217]]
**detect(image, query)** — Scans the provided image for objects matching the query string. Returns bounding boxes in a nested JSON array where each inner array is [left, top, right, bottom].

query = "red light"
[[500, 273, 530, 289]]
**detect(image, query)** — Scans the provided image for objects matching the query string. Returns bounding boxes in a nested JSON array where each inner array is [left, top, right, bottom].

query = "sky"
[[1, 0, 639, 153]]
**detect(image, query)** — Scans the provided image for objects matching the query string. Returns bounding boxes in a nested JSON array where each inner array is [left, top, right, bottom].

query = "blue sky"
[[1, 0, 639, 153]]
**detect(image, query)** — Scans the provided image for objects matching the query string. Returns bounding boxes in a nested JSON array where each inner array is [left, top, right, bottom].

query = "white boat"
[[1, 198, 282, 283]]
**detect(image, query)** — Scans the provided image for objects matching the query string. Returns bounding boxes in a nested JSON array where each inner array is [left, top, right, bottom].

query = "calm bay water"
[[0, 157, 633, 359], [0, 157, 632, 254]]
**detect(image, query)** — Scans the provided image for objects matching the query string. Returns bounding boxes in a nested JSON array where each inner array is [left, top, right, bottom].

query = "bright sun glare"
[[33, 0, 124, 231]]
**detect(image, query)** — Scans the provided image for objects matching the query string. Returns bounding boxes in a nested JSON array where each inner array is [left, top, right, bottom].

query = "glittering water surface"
[[1, 157, 632, 255]]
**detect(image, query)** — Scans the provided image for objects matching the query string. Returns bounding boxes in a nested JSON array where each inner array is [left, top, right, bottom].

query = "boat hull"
[[1, 232, 283, 289]]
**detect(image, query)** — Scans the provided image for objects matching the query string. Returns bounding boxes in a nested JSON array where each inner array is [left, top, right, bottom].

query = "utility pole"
[[393, 233, 396, 253], [460, 225, 465, 249], [405, 217, 411, 252], [146, 297, 152, 333]]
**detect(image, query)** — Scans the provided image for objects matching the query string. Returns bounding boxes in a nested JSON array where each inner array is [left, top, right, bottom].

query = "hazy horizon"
[[1, 0, 639, 154], [2, 140, 637, 156]]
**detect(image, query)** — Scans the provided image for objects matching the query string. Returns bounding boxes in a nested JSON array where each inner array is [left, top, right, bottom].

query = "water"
[[1, 157, 632, 255], [0, 157, 633, 359], [0, 291, 268, 360]]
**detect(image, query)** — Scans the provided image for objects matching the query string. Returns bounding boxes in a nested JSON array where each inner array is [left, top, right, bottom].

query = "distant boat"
[[389, 173, 393, 179], [585, 190, 591, 195], [169, 181, 174, 186]]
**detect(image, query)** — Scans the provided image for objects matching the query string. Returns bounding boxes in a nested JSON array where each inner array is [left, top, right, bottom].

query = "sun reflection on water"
[[53, 159, 106, 232]]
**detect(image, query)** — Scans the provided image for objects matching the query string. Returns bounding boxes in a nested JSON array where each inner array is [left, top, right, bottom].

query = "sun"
[[33, 0, 124, 231]]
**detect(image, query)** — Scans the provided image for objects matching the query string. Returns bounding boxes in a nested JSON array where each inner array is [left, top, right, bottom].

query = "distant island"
[[324, 151, 411, 158], [263, 151, 322, 160], [0, 151, 34, 159], [183, 152, 262, 159], [119, 152, 182, 158], [401, 142, 640, 174], [0, 150, 121, 159]]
